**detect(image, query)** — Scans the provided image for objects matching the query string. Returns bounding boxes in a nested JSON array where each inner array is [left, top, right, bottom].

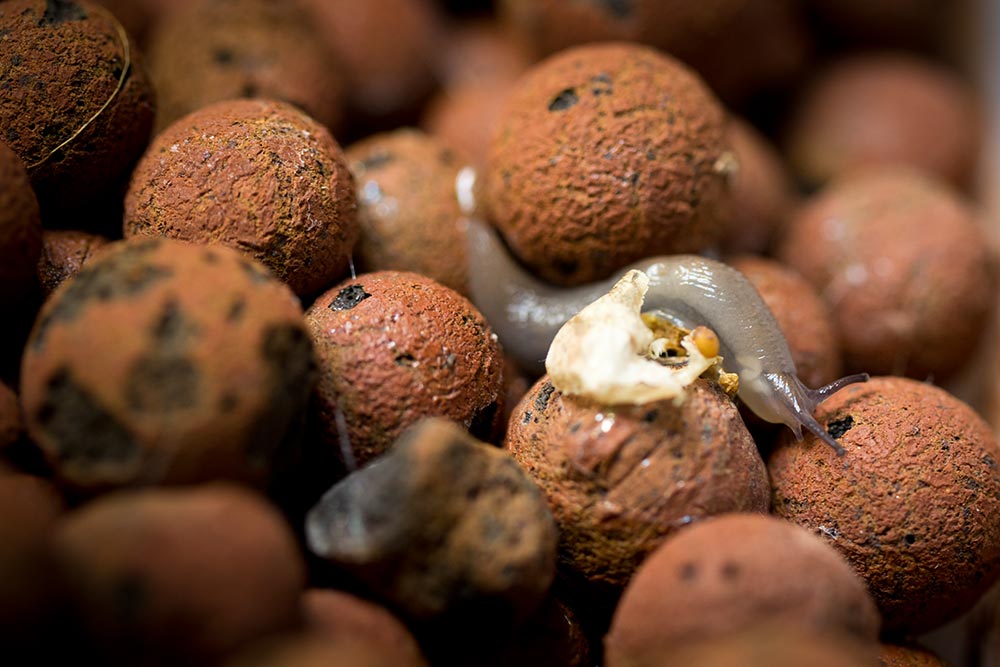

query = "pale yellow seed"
[[691, 325, 720, 358]]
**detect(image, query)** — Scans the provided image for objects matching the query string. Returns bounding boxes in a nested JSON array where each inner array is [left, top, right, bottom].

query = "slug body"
[[467, 218, 866, 454]]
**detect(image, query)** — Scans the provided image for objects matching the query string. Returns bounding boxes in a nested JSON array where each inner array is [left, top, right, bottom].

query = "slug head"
[[740, 371, 869, 456]]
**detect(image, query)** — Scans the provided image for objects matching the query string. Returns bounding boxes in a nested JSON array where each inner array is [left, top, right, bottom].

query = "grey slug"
[[466, 218, 867, 455]]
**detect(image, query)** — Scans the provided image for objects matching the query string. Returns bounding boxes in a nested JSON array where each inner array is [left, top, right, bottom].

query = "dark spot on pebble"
[[522, 410, 533, 425], [904, 533, 916, 545], [32, 252, 173, 349], [329, 284, 371, 311], [679, 561, 697, 581], [548, 88, 578, 112], [596, 0, 633, 18], [240, 81, 259, 98], [591, 72, 613, 96], [721, 561, 741, 580], [827, 415, 854, 440], [39, 0, 86, 26], [534, 382, 556, 413], [238, 257, 272, 284], [219, 393, 238, 413], [553, 258, 578, 277], [359, 150, 396, 171], [469, 400, 499, 441], [227, 298, 246, 322], [37, 368, 138, 467], [395, 352, 418, 367], [151, 300, 198, 346], [213, 48, 235, 65], [126, 355, 200, 413], [985, 453, 997, 469]]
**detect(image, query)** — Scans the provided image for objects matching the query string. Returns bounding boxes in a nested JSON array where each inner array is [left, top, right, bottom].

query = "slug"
[[466, 218, 867, 455]]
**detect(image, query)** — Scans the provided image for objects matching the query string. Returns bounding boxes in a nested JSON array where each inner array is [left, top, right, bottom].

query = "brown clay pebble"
[[879, 643, 953, 666], [604, 513, 880, 667], [0, 474, 64, 639], [0, 380, 23, 455], [302, 589, 427, 667], [20, 238, 314, 495], [124, 98, 358, 296], [146, 0, 346, 133], [729, 255, 843, 389], [769, 376, 1000, 635], [484, 42, 731, 286], [346, 129, 469, 293], [225, 634, 421, 667], [306, 419, 557, 647], [0, 141, 42, 306], [627, 622, 879, 667], [498, 0, 809, 104], [51, 483, 305, 665], [722, 118, 795, 255], [504, 377, 770, 597], [299, 0, 443, 128], [776, 166, 995, 380], [305, 271, 503, 467], [0, 0, 155, 214], [785, 54, 980, 189], [421, 82, 519, 168], [36, 229, 110, 298]]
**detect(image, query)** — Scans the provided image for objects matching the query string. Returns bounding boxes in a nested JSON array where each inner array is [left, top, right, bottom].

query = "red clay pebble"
[[302, 589, 427, 666], [484, 42, 731, 286], [305, 271, 504, 467], [722, 118, 795, 255], [51, 483, 305, 666], [306, 418, 557, 652], [124, 98, 358, 296], [0, 0, 155, 216], [785, 54, 980, 189], [625, 622, 879, 667], [769, 376, 1000, 635], [0, 474, 64, 642], [878, 643, 953, 666], [729, 255, 843, 390], [604, 513, 880, 667], [36, 229, 110, 298], [346, 129, 469, 293], [20, 238, 314, 495], [299, 0, 443, 129], [505, 377, 770, 599], [776, 166, 995, 380], [0, 141, 42, 306], [146, 0, 346, 133]]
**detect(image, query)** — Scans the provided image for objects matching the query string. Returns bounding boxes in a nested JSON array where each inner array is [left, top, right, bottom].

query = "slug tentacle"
[[465, 217, 868, 454]]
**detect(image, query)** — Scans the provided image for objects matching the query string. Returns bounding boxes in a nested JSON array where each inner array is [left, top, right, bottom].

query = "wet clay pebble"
[[484, 42, 730, 286], [302, 589, 427, 667], [504, 377, 770, 596], [728, 256, 843, 390], [785, 54, 980, 189], [0, 141, 42, 306], [306, 419, 558, 642], [0, 474, 64, 636], [346, 129, 469, 293], [722, 118, 795, 255], [604, 513, 880, 667], [124, 98, 358, 297], [305, 271, 504, 467], [36, 229, 110, 298], [20, 238, 314, 495], [0, 0, 155, 215], [769, 376, 1000, 635], [299, 0, 443, 128], [498, 0, 809, 104], [146, 0, 346, 133], [50, 483, 305, 665], [879, 643, 953, 666], [776, 166, 995, 380]]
